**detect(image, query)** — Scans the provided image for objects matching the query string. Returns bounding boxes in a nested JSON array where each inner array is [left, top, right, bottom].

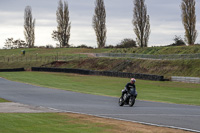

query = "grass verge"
[[0, 113, 110, 133], [0, 71, 200, 105], [0, 113, 191, 133], [0, 98, 9, 102]]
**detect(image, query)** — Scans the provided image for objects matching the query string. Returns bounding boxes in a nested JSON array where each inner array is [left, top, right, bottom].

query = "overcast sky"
[[0, 0, 200, 48]]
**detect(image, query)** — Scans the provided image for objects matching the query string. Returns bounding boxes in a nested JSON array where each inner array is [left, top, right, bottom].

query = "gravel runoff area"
[[0, 102, 61, 113]]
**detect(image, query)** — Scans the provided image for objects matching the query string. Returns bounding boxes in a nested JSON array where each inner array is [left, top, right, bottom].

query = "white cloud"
[[0, 11, 23, 25]]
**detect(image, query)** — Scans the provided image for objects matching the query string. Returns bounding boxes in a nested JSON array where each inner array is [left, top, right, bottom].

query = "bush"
[[46, 44, 54, 48], [115, 38, 137, 48], [76, 44, 93, 49], [168, 35, 186, 46]]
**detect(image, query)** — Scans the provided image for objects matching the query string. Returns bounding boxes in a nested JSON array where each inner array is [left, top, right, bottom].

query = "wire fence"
[[0, 54, 85, 63], [94, 53, 200, 60]]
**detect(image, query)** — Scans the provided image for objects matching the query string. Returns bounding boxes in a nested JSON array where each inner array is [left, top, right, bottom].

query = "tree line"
[[3, 0, 199, 49]]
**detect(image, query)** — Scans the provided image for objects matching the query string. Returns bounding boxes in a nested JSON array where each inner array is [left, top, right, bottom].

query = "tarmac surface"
[[0, 77, 200, 132]]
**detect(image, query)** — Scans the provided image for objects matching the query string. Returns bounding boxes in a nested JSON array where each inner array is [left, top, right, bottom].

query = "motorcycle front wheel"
[[129, 97, 135, 107], [118, 97, 124, 106]]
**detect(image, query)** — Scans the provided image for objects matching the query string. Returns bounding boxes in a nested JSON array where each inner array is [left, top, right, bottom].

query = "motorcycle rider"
[[121, 78, 137, 98]]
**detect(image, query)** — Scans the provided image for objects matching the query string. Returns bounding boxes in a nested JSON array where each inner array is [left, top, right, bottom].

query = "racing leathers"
[[121, 82, 137, 98]]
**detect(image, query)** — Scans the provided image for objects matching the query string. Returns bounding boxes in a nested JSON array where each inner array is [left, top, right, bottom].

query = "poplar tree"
[[181, 0, 197, 45], [24, 6, 35, 48], [52, 0, 71, 48], [133, 0, 150, 47], [93, 0, 107, 48]]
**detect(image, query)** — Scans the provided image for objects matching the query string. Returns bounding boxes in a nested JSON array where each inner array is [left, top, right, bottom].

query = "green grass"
[[0, 113, 111, 133], [0, 48, 112, 57], [0, 72, 200, 105], [1, 46, 200, 57], [0, 98, 9, 102]]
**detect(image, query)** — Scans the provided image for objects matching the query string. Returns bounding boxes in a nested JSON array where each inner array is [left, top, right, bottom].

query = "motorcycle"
[[119, 88, 137, 107]]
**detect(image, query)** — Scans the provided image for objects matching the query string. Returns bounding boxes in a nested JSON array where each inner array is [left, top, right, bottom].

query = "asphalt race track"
[[0, 78, 200, 132]]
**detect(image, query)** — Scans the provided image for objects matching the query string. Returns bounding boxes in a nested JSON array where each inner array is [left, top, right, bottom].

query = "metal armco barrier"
[[171, 76, 200, 84], [0, 68, 25, 72], [95, 53, 200, 60], [32, 67, 164, 81]]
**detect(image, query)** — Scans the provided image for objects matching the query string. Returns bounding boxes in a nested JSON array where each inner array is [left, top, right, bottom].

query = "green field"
[[0, 113, 186, 133], [0, 113, 112, 133], [1, 71, 200, 105], [0, 48, 111, 57], [0, 98, 9, 102], [1, 46, 200, 56]]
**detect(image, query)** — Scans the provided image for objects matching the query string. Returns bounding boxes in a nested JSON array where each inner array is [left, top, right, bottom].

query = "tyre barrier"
[[0, 68, 25, 72], [32, 67, 164, 81]]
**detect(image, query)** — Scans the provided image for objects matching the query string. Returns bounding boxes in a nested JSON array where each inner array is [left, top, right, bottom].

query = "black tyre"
[[129, 97, 135, 107], [118, 97, 124, 106]]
